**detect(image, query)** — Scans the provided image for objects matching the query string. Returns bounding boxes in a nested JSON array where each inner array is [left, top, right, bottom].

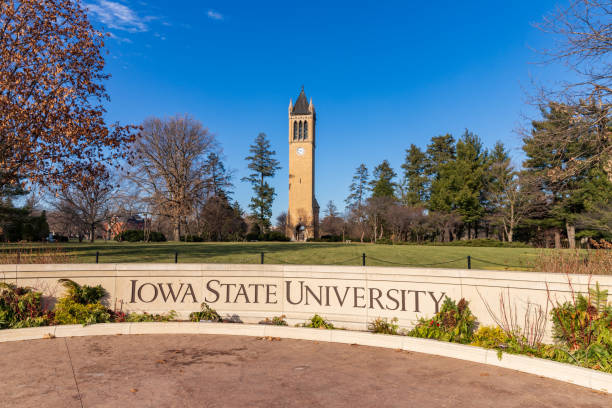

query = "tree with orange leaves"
[[0, 0, 137, 191]]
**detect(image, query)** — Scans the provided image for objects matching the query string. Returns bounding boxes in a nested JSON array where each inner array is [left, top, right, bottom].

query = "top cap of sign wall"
[[292, 86, 310, 115]]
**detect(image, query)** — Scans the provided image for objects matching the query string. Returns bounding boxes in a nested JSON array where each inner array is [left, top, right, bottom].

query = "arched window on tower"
[[293, 121, 298, 140], [303, 121, 308, 140], [299, 121, 303, 140]]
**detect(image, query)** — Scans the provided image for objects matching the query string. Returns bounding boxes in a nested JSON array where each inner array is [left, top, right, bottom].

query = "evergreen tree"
[[369, 160, 397, 198], [400, 144, 428, 206], [428, 134, 457, 214], [426, 134, 456, 178], [203, 152, 233, 198], [452, 130, 489, 237], [242, 133, 281, 231], [521, 102, 604, 248], [429, 131, 489, 239], [345, 164, 369, 209]]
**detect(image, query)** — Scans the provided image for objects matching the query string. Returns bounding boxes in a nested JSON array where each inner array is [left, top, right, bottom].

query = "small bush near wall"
[[259, 315, 288, 326], [301, 314, 335, 329], [470, 326, 509, 349], [123, 311, 177, 322], [409, 297, 477, 344], [368, 317, 400, 335], [54, 299, 111, 325], [0, 283, 53, 328], [548, 283, 612, 371], [53, 279, 111, 325], [190, 302, 221, 322]]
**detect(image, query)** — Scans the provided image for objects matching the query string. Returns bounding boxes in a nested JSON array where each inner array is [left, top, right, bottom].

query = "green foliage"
[[190, 302, 222, 322], [260, 315, 288, 326], [470, 326, 509, 348], [523, 103, 612, 236], [345, 164, 370, 209], [245, 229, 290, 241], [409, 297, 477, 343], [242, 132, 281, 230], [368, 317, 400, 335], [58, 279, 107, 304], [53, 298, 110, 325], [0, 206, 49, 242], [401, 144, 429, 206], [262, 231, 290, 241], [549, 282, 612, 371], [302, 314, 335, 329], [126, 310, 177, 322], [114, 230, 166, 242], [0, 283, 53, 329], [369, 160, 397, 198], [376, 238, 393, 245]]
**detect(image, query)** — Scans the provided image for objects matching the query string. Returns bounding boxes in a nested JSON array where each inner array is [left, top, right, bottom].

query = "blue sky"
[[86, 0, 569, 219]]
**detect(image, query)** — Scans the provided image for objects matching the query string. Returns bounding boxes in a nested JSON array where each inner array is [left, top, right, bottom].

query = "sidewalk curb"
[[1, 322, 610, 394]]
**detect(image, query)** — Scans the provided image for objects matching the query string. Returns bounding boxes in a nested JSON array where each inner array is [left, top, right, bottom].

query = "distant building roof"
[[292, 87, 310, 115]]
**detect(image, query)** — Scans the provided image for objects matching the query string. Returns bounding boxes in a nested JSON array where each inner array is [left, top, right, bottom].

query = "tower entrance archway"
[[295, 224, 306, 241]]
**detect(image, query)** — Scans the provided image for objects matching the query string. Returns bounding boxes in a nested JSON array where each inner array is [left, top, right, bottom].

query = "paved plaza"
[[0, 334, 609, 407]]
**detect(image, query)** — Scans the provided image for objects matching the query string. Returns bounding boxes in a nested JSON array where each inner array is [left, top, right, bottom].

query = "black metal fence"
[[82, 251, 528, 270]]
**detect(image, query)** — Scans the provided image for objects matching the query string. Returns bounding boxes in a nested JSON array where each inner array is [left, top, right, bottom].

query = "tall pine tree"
[[400, 144, 428, 206], [370, 160, 397, 198], [345, 164, 369, 209], [242, 133, 281, 231]]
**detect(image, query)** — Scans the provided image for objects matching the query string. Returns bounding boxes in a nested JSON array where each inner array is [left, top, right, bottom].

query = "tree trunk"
[[566, 222, 576, 249], [554, 229, 561, 249], [90, 223, 95, 243], [507, 228, 513, 243], [174, 218, 181, 241]]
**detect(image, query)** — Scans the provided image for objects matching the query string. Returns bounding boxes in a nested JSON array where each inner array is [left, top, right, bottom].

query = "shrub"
[[549, 283, 612, 371], [114, 230, 166, 242], [302, 314, 334, 329], [408, 297, 477, 343], [125, 310, 177, 322], [246, 232, 260, 241], [0, 283, 53, 329], [470, 326, 509, 349], [260, 315, 288, 326], [149, 231, 167, 242], [114, 229, 144, 242], [376, 238, 393, 245], [190, 302, 221, 322], [320, 234, 342, 242], [53, 298, 111, 325], [59, 279, 107, 304], [181, 235, 204, 242], [263, 231, 290, 242], [368, 317, 400, 335]]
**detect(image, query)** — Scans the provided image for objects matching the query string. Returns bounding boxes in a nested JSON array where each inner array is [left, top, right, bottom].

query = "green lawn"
[[0, 241, 540, 271]]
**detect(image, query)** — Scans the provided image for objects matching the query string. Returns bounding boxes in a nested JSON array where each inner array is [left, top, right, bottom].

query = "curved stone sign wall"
[[1, 264, 610, 334]]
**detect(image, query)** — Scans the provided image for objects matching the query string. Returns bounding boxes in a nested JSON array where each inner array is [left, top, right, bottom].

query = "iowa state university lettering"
[[128, 279, 446, 313]]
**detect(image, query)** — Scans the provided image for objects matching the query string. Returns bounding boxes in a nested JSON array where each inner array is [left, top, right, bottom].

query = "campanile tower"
[[287, 87, 319, 241]]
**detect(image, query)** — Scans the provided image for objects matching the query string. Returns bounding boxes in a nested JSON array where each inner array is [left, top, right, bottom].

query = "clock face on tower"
[[296, 147, 305, 156]]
